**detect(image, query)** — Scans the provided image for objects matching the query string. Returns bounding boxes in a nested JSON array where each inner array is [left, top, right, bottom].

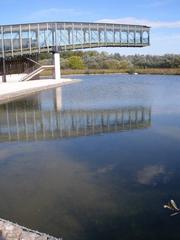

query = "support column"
[[1, 26, 6, 83], [2, 57, 6, 83], [54, 52, 61, 80]]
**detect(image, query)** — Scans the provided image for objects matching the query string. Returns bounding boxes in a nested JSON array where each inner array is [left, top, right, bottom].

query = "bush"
[[60, 58, 70, 69], [101, 59, 121, 69], [68, 56, 85, 69]]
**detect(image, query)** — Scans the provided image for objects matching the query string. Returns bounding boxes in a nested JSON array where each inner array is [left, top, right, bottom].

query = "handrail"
[[21, 65, 54, 81]]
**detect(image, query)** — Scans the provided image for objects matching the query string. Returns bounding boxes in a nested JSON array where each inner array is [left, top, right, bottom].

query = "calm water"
[[0, 74, 180, 240]]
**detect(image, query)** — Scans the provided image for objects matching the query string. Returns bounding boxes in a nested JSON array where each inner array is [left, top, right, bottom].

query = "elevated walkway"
[[0, 21, 150, 58], [0, 21, 150, 82]]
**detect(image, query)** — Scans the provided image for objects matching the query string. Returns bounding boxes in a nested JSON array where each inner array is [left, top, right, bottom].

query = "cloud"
[[97, 17, 180, 29], [137, 165, 167, 185]]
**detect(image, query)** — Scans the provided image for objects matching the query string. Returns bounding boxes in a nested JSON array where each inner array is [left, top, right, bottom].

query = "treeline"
[[40, 51, 180, 71]]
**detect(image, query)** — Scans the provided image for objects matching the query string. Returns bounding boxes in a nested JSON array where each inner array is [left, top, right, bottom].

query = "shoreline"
[[0, 217, 61, 240], [0, 79, 79, 105], [0, 68, 180, 105], [60, 68, 180, 76]]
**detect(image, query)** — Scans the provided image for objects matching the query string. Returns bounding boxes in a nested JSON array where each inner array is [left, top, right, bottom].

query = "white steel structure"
[[0, 22, 150, 57]]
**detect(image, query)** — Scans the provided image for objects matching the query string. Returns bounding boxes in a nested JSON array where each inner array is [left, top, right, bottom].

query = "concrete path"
[[0, 78, 79, 104], [0, 218, 61, 240]]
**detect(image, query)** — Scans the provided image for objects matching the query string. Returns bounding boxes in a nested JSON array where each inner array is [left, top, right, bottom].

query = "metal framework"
[[0, 21, 150, 58]]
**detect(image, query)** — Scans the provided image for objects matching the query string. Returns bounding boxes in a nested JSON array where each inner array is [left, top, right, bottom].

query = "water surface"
[[0, 74, 180, 240]]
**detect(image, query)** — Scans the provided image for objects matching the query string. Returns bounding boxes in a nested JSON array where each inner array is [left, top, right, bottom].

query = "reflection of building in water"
[[55, 87, 62, 111], [0, 103, 151, 142]]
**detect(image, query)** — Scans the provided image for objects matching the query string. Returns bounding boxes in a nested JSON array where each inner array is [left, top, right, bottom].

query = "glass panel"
[[99, 30, 105, 43], [0, 32, 2, 53], [142, 31, 148, 44], [30, 30, 38, 49], [73, 30, 82, 44], [12, 26, 20, 50], [55, 29, 61, 47], [106, 30, 113, 42], [135, 32, 141, 44], [129, 32, 135, 44], [48, 23, 56, 47], [83, 30, 89, 43], [22, 30, 29, 49], [3, 27, 11, 51], [114, 31, 120, 43], [39, 29, 47, 48], [121, 31, 128, 43], [91, 30, 98, 43]]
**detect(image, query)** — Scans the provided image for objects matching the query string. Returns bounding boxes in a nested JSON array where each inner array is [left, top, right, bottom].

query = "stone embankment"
[[0, 218, 61, 240]]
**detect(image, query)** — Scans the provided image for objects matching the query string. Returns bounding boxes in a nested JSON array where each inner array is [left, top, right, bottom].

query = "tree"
[[101, 59, 121, 69], [60, 58, 70, 69], [83, 55, 100, 69], [68, 56, 85, 69]]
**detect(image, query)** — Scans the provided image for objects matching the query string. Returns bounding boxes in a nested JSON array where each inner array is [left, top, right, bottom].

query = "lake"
[[0, 74, 180, 240]]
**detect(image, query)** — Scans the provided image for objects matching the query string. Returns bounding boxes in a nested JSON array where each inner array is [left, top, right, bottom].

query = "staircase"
[[21, 65, 54, 81]]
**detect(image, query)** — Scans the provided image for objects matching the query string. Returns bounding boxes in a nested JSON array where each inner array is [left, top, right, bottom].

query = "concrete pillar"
[[54, 52, 61, 80], [2, 57, 6, 82]]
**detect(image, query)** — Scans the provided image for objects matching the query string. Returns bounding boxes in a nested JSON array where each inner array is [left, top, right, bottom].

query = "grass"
[[40, 68, 180, 77], [136, 68, 180, 75]]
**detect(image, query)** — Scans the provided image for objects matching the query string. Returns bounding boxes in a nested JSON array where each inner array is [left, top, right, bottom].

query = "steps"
[[21, 65, 54, 81]]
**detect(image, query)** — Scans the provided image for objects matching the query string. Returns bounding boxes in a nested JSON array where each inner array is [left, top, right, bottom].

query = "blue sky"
[[0, 0, 180, 55]]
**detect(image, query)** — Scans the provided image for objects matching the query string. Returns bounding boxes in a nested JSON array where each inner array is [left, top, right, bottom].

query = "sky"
[[0, 0, 180, 55]]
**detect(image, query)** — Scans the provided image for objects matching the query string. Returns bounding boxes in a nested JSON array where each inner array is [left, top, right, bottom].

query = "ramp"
[[21, 65, 54, 81]]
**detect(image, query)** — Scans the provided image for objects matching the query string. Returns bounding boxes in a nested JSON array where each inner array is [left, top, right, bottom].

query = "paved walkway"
[[0, 218, 61, 240], [0, 78, 79, 104]]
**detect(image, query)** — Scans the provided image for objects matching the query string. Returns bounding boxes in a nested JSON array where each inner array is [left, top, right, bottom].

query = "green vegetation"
[[68, 56, 85, 69], [39, 51, 180, 75]]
